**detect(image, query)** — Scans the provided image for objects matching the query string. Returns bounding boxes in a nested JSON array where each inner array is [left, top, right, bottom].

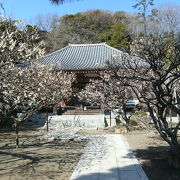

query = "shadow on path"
[[71, 165, 147, 180]]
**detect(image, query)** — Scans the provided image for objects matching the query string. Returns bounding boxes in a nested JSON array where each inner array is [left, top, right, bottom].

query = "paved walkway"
[[70, 134, 149, 180]]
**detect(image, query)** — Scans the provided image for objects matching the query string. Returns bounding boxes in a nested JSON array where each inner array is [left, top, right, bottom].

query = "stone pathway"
[[70, 134, 149, 180]]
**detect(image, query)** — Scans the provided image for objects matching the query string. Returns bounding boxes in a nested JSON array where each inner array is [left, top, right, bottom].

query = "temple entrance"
[[57, 70, 103, 115]]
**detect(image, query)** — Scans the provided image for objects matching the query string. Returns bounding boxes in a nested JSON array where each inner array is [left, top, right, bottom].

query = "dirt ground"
[[0, 130, 87, 180], [124, 130, 180, 180], [1, 127, 180, 180]]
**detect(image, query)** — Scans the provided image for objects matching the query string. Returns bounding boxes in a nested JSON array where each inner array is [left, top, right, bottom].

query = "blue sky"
[[1, 0, 180, 22]]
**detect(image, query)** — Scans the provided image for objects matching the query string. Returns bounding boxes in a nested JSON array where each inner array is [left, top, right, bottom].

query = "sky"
[[1, 0, 180, 23]]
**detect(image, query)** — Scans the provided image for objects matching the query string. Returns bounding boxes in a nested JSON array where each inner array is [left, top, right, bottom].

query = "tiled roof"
[[36, 43, 124, 70]]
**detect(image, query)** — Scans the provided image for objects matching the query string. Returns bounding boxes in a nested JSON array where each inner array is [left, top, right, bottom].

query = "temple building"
[[37, 43, 124, 116]]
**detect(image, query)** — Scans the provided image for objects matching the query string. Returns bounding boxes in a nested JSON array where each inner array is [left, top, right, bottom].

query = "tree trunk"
[[0, 117, 4, 127], [15, 121, 19, 148], [122, 104, 130, 125], [46, 109, 49, 132], [109, 109, 111, 126], [121, 104, 131, 131], [0, 107, 6, 127]]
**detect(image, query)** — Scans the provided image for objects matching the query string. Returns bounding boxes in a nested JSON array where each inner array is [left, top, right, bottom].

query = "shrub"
[[134, 110, 147, 116]]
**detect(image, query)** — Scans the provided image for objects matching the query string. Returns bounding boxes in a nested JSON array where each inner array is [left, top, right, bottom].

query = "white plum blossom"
[[0, 19, 75, 129]]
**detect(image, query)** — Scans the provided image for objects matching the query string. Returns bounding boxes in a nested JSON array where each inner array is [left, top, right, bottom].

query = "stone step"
[[46, 114, 105, 129], [62, 109, 102, 115], [63, 111, 101, 115]]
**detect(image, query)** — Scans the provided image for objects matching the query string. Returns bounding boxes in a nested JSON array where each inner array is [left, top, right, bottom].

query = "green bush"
[[134, 110, 147, 116], [114, 123, 125, 129], [130, 120, 139, 126]]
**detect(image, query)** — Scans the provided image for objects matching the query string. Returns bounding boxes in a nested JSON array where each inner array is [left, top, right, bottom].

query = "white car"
[[125, 100, 139, 109]]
